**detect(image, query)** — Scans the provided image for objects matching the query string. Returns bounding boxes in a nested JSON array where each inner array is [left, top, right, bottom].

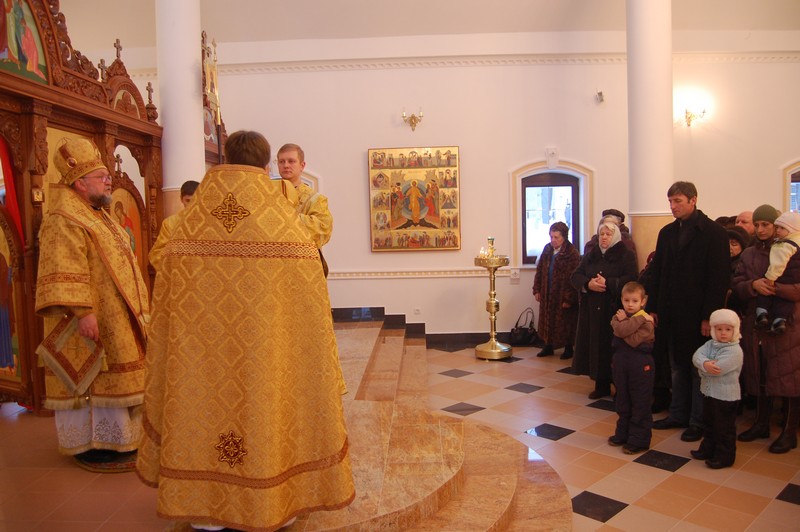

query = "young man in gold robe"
[[148, 179, 199, 271], [35, 138, 150, 472], [137, 130, 354, 531], [277, 143, 333, 276]]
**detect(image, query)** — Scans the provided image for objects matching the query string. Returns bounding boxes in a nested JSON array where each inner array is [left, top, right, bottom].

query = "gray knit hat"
[[752, 204, 780, 224]]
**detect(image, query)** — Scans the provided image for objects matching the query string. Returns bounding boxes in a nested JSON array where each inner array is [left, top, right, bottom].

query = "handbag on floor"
[[509, 307, 541, 346]]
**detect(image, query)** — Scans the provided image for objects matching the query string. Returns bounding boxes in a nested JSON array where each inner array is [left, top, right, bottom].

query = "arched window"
[[791, 169, 800, 212], [521, 172, 580, 264]]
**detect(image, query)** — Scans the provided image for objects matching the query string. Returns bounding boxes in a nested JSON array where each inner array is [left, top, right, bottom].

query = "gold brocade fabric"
[[35, 184, 150, 410], [296, 183, 333, 248], [148, 210, 184, 271], [137, 165, 354, 531]]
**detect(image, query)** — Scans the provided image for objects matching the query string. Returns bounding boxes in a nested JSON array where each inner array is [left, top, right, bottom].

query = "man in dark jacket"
[[645, 182, 730, 442]]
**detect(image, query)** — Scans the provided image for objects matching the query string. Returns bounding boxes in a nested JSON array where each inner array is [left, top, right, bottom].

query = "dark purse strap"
[[515, 307, 534, 328]]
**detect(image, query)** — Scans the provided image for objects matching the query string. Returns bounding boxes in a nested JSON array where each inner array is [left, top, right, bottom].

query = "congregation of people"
[[531, 181, 800, 468]]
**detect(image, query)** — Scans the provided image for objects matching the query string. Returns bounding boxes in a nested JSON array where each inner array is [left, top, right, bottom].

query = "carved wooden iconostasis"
[[0, 0, 163, 412]]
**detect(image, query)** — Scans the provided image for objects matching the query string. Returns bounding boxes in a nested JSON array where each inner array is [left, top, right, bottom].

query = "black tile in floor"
[[526, 423, 575, 441], [506, 383, 543, 393], [439, 369, 473, 378], [441, 402, 485, 416], [776, 483, 800, 505], [633, 449, 690, 472], [557, 366, 576, 374], [571, 490, 628, 523], [587, 399, 616, 412]]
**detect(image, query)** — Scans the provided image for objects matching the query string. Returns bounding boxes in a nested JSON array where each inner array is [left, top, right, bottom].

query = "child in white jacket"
[[690, 309, 743, 469]]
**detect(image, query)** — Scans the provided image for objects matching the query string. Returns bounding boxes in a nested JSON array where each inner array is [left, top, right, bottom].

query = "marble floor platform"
[[0, 320, 571, 531]]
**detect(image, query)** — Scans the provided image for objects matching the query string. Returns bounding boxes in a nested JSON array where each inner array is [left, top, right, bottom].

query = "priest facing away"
[[136, 130, 354, 531]]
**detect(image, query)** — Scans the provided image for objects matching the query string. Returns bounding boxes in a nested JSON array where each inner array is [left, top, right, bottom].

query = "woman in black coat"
[[571, 221, 639, 398]]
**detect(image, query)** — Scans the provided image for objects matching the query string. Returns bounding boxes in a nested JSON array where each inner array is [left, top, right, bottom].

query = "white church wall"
[[671, 58, 800, 217], [217, 59, 633, 333]]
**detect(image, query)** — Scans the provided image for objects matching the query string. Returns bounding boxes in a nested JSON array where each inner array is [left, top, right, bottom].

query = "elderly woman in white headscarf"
[[571, 221, 639, 399]]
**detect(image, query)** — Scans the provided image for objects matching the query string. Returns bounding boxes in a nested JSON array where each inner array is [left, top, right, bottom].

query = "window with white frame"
[[521, 172, 581, 265]]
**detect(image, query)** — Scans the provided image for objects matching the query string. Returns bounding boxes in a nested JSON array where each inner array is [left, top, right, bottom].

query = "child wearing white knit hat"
[[756, 211, 800, 333], [691, 309, 743, 469]]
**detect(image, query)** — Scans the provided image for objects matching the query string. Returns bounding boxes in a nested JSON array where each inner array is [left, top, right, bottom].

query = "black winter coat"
[[570, 241, 638, 381], [644, 209, 730, 369]]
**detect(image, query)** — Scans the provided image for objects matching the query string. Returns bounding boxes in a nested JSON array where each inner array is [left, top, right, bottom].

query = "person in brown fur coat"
[[533, 222, 580, 360]]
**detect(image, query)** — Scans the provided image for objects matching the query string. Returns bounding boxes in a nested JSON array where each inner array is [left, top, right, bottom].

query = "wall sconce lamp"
[[402, 109, 423, 131], [674, 87, 713, 128], [685, 108, 706, 127]]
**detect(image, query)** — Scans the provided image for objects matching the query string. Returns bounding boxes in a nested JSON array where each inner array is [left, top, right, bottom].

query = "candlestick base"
[[475, 338, 512, 360]]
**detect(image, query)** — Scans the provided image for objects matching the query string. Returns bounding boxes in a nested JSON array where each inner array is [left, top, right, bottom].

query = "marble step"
[[298, 320, 572, 531], [367, 330, 571, 531], [405, 344, 572, 532], [300, 324, 466, 531]]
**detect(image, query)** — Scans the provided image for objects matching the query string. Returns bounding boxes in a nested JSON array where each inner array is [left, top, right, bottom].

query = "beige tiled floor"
[[427, 345, 800, 531]]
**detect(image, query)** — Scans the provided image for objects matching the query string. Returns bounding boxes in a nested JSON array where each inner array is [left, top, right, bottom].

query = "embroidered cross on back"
[[211, 192, 250, 233]]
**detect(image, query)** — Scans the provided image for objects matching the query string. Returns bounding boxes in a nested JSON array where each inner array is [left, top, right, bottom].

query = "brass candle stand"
[[474, 237, 512, 360]]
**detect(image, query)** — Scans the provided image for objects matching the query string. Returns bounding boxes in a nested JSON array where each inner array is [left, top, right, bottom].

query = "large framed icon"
[[368, 146, 460, 251]]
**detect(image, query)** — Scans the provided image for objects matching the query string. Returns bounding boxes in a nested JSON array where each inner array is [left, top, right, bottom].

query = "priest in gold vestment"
[[35, 138, 150, 471], [137, 131, 354, 531]]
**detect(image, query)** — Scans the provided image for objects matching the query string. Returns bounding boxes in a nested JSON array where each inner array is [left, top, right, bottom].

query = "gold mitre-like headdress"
[[53, 138, 108, 185]]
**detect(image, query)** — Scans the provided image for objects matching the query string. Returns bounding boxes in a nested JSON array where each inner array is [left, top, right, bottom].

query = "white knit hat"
[[709, 308, 741, 342], [775, 211, 800, 235]]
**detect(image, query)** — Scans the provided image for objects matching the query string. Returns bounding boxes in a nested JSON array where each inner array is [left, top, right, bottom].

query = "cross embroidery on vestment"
[[211, 193, 251, 233]]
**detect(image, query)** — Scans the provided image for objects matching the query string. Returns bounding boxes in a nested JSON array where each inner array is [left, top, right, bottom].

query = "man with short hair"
[[149, 179, 200, 271], [645, 181, 730, 442], [35, 138, 150, 472], [736, 210, 755, 237], [278, 143, 333, 276]]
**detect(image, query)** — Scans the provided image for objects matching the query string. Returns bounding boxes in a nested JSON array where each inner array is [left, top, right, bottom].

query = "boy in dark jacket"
[[608, 281, 656, 454]]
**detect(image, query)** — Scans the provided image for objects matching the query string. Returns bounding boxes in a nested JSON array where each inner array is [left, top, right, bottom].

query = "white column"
[[156, 0, 205, 196], [626, 0, 674, 265]]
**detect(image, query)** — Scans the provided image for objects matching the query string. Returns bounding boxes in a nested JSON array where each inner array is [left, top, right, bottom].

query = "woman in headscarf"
[[732, 204, 800, 453], [571, 221, 639, 398], [532, 222, 580, 359]]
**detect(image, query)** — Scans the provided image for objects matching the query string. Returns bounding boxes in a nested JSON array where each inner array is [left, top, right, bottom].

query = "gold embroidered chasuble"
[[137, 165, 354, 530], [148, 209, 184, 271], [296, 182, 332, 248], [35, 184, 150, 410]]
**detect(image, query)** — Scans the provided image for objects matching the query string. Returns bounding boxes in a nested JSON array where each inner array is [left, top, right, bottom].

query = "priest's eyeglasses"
[[82, 174, 112, 183]]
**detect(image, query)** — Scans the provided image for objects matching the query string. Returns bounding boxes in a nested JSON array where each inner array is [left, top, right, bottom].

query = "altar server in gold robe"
[[278, 143, 333, 276], [137, 130, 354, 531], [35, 138, 150, 472], [148, 179, 199, 271]]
